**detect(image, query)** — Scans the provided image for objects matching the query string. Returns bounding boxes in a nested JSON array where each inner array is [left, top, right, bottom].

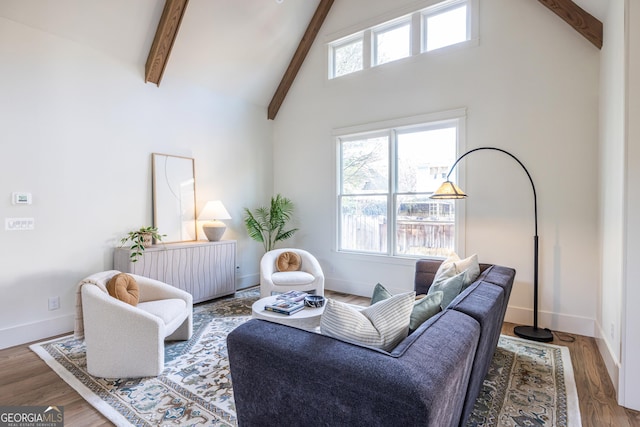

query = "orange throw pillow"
[[106, 273, 140, 306], [276, 251, 302, 272]]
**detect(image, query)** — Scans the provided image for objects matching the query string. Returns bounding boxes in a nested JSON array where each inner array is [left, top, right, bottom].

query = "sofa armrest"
[[228, 310, 480, 427]]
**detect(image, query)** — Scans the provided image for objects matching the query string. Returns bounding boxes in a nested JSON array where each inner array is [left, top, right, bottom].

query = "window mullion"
[[389, 129, 397, 256], [363, 29, 372, 70], [411, 12, 421, 56]]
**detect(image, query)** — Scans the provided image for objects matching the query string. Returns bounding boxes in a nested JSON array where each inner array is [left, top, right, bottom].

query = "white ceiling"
[[0, 0, 606, 108], [0, 0, 320, 107]]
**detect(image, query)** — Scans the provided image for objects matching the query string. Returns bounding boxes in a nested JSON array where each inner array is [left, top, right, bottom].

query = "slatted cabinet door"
[[114, 240, 236, 303]]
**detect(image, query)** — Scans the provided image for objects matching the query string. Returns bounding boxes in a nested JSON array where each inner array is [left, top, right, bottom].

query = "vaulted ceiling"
[[0, 0, 606, 111]]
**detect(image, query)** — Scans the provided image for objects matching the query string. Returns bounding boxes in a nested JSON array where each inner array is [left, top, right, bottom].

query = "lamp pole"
[[434, 147, 553, 342]]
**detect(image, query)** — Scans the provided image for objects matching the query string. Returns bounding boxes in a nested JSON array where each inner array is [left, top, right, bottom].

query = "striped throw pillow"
[[320, 291, 415, 351]]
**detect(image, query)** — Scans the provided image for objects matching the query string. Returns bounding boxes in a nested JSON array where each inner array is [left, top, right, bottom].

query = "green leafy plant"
[[119, 226, 166, 262], [243, 194, 298, 252]]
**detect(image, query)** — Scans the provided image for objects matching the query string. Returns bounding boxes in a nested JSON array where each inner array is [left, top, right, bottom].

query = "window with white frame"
[[328, 0, 473, 79], [337, 113, 464, 257]]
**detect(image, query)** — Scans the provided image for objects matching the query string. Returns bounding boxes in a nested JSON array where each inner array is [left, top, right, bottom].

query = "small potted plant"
[[119, 226, 166, 262]]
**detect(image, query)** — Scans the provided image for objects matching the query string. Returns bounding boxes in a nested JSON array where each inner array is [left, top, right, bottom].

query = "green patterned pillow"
[[371, 283, 443, 333], [321, 291, 415, 351]]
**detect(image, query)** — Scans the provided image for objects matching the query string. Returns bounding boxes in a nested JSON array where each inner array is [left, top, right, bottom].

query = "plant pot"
[[141, 233, 153, 248]]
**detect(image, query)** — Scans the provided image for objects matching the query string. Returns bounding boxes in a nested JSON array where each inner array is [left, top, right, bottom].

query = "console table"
[[114, 240, 236, 303]]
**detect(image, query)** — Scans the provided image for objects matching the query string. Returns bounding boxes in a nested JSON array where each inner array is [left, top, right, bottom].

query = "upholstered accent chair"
[[78, 270, 192, 378], [260, 248, 324, 298]]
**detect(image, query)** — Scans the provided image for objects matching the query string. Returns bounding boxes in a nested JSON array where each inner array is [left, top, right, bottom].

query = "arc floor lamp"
[[430, 146, 553, 342]]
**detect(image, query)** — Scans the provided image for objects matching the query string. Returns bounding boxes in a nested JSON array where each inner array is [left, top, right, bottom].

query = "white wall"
[[597, 0, 625, 397], [621, 0, 640, 411], [273, 0, 600, 336], [0, 16, 272, 349]]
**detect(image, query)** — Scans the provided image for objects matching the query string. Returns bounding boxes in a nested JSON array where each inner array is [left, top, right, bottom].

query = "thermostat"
[[12, 192, 32, 205]]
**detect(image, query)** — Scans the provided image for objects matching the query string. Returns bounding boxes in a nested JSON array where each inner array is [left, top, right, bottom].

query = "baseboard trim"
[[594, 320, 620, 397], [505, 305, 594, 337], [0, 313, 74, 350], [236, 273, 259, 290]]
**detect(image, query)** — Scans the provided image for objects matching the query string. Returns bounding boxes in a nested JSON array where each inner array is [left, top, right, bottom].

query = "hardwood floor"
[[1, 290, 638, 426]]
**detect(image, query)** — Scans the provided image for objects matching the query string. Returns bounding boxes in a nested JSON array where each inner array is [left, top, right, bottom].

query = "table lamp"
[[198, 200, 231, 241]]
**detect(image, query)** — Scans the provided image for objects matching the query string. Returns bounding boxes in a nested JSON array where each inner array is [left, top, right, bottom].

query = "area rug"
[[31, 289, 580, 427]]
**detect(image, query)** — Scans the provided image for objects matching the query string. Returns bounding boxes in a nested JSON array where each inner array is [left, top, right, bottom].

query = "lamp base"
[[514, 325, 553, 342], [202, 221, 226, 241]]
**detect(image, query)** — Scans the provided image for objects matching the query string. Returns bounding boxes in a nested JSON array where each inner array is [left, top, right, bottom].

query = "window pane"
[[340, 195, 388, 253], [333, 39, 363, 78], [374, 22, 411, 66], [425, 5, 468, 52], [341, 136, 389, 194], [396, 127, 457, 193], [396, 195, 455, 256]]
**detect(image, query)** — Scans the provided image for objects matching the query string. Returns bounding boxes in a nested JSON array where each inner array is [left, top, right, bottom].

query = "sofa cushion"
[[106, 273, 139, 306], [321, 291, 415, 351], [276, 251, 302, 272], [370, 283, 442, 333], [428, 270, 466, 309]]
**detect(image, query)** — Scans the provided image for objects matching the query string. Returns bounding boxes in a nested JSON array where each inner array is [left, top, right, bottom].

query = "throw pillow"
[[409, 291, 443, 334], [106, 273, 139, 306], [370, 283, 443, 333], [433, 252, 481, 290], [321, 291, 415, 352], [276, 251, 302, 272], [428, 270, 466, 309]]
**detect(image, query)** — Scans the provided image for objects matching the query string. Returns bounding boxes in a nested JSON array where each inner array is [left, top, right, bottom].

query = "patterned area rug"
[[31, 289, 580, 427]]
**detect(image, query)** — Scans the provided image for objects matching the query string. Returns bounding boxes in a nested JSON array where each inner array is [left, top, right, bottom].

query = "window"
[[373, 19, 411, 66], [333, 35, 364, 78], [328, 0, 474, 79], [337, 112, 464, 257]]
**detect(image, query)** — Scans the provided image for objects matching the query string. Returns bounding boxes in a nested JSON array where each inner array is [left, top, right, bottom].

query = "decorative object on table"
[[118, 225, 166, 263], [304, 294, 325, 308], [30, 287, 579, 427], [276, 290, 309, 302], [430, 146, 553, 342], [260, 248, 325, 298], [243, 194, 298, 252], [151, 153, 197, 243], [264, 298, 305, 315], [198, 200, 232, 241]]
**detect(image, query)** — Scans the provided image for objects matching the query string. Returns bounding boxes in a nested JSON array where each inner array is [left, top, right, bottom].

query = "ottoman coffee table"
[[252, 295, 324, 331]]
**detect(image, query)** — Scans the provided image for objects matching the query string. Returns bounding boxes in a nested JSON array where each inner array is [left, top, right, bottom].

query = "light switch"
[[5, 218, 34, 231]]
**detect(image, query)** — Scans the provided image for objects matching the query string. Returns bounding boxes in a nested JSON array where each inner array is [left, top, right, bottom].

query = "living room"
[[1, 0, 639, 423]]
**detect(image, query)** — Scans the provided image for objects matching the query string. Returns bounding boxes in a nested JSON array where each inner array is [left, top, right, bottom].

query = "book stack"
[[264, 290, 309, 315]]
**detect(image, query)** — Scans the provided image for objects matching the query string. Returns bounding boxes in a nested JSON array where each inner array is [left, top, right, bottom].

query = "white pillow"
[[434, 253, 480, 289], [320, 291, 415, 352]]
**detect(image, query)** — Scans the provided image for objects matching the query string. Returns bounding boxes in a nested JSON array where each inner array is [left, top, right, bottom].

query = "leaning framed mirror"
[[151, 153, 197, 242]]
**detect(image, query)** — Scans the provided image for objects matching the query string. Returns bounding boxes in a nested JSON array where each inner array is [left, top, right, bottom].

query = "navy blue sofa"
[[227, 259, 515, 427]]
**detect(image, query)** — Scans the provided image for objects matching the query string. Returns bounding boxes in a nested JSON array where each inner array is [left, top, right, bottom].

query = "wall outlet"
[[48, 296, 60, 311], [610, 323, 615, 340]]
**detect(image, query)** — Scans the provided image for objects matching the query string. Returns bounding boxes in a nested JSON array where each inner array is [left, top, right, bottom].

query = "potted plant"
[[119, 226, 166, 262], [243, 194, 298, 252]]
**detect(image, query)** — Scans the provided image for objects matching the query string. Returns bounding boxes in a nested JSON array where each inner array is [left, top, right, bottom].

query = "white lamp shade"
[[198, 200, 231, 221]]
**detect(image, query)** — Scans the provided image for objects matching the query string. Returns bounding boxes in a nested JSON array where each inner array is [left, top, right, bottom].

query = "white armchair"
[[78, 270, 192, 378], [260, 248, 324, 298]]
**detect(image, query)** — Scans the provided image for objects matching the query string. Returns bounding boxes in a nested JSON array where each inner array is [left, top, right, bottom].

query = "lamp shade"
[[198, 200, 231, 221], [198, 201, 231, 241], [430, 181, 467, 199]]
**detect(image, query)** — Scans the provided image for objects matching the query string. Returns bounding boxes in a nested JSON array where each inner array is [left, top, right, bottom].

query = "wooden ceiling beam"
[[268, 0, 334, 120], [145, 0, 189, 86], [538, 0, 603, 49]]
